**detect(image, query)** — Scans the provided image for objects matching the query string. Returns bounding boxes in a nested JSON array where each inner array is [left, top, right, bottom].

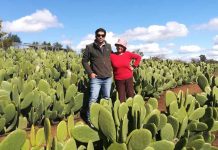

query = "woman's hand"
[[130, 66, 134, 70], [90, 73, 97, 78]]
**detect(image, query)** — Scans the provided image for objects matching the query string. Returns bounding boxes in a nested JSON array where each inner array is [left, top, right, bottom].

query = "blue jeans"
[[87, 77, 112, 118]]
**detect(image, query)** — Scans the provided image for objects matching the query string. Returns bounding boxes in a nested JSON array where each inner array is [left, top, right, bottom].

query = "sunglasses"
[[97, 34, 105, 37]]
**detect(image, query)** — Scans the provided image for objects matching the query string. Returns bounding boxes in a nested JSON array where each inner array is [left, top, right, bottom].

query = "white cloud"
[[196, 17, 218, 30], [76, 21, 188, 51], [212, 44, 218, 50], [76, 32, 118, 50], [208, 50, 218, 56], [2, 9, 63, 32], [202, 36, 218, 60], [207, 49, 218, 60], [179, 45, 202, 53], [121, 21, 188, 42], [128, 42, 172, 57], [76, 34, 95, 50], [214, 35, 218, 44]]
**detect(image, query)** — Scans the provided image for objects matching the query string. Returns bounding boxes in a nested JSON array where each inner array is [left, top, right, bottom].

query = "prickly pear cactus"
[[0, 129, 26, 150]]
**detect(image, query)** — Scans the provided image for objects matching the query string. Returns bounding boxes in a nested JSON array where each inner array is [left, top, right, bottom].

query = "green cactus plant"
[[30, 125, 36, 147], [167, 115, 179, 137], [166, 91, 177, 107], [107, 143, 127, 150], [44, 118, 52, 150], [174, 138, 187, 150], [67, 114, 74, 137], [71, 93, 84, 112], [197, 74, 209, 91], [57, 120, 68, 142], [1, 81, 12, 92], [178, 116, 188, 138], [87, 140, 94, 150], [113, 100, 120, 127], [189, 107, 205, 121], [3, 103, 16, 123], [118, 102, 129, 121], [126, 129, 152, 150], [62, 138, 77, 150], [20, 91, 34, 110], [143, 123, 157, 138], [18, 116, 28, 129], [71, 124, 100, 143], [149, 140, 175, 150], [21, 139, 30, 150], [98, 105, 116, 142], [38, 79, 50, 94], [0, 118, 6, 133], [147, 98, 158, 109], [160, 123, 174, 141], [158, 114, 167, 130], [0, 129, 26, 150], [90, 103, 101, 129], [64, 84, 77, 103]]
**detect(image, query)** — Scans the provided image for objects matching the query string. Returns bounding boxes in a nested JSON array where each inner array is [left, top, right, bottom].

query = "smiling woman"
[[111, 38, 142, 102]]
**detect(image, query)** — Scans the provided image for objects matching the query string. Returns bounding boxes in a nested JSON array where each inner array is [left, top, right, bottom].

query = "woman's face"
[[116, 45, 125, 53]]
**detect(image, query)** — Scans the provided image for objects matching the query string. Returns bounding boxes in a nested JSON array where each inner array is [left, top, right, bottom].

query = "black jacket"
[[82, 41, 112, 78]]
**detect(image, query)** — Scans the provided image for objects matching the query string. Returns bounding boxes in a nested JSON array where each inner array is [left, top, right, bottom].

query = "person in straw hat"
[[110, 38, 141, 102]]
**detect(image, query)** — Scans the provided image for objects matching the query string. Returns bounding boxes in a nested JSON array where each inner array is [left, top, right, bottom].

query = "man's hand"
[[90, 73, 97, 78]]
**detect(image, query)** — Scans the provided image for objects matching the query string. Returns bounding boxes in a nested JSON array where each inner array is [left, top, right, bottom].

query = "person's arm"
[[129, 52, 142, 68], [82, 45, 94, 76]]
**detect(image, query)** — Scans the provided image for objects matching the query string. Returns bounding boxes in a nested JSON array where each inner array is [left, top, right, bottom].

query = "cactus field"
[[0, 48, 218, 149]]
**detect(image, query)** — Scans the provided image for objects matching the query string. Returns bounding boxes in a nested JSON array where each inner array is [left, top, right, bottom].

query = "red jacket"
[[110, 51, 141, 80]]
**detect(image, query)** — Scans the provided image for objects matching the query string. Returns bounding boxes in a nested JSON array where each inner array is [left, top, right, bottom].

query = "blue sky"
[[1, 0, 218, 60]]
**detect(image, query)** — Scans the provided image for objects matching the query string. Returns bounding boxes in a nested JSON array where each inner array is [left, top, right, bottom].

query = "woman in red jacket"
[[110, 39, 142, 102]]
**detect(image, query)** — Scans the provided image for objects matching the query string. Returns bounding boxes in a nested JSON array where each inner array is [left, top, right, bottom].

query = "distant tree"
[[42, 41, 52, 50], [0, 19, 7, 48], [191, 58, 199, 63], [65, 45, 72, 52], [53, 42, 63, 51], [32, 41, 39, 45], [0, 20, 6, 38], [31, 41, 39, 50], [2, 38, 13, 49], [8, 33, 21, 43], [206, 59, 218, 64], [150, 54, 165, 61], [132, 49, 144, 57], [150, 56, 161, 61], [199, 54, 206, 62]]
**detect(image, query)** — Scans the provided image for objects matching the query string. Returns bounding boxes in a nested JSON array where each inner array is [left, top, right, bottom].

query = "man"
[[82, 28, 112, 123]]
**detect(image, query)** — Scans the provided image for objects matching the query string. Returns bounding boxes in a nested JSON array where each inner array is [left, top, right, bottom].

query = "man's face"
[[96, 31, 105, 43]]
